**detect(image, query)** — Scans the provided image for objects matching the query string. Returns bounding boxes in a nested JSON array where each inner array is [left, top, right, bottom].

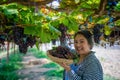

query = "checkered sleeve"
[[82, 60, 103, 80], [67, 54, 103, 80]]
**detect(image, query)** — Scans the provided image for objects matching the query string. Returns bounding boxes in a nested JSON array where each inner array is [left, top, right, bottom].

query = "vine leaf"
[[24, 26, 36, 35]]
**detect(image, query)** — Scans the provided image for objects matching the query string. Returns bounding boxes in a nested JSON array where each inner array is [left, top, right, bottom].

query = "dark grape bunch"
[[48, 46, 77, 59], [93, 24, 104, 44], [12, 27, 36, 54], [1, 27, 36, 54]]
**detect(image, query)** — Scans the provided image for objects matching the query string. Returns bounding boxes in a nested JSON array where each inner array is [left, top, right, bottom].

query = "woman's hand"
[[58, 62, 71, 71]]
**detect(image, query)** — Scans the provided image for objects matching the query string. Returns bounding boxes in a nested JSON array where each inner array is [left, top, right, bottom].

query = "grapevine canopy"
[[0, 0, 120, 43]]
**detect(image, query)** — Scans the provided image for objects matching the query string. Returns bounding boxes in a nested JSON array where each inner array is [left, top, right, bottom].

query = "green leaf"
[[39, 28, 51, 43], [35, 40, 40, 50], [115, 20, 120, 26], [5, 3, 18, 9], [104, 25, 112, 36], [49, 24, 61, 34], [50, 20, 59, 27], [24, 26, 36, 35], [62, 17, 69, 26], [46, 16, 52, 22], [4, 9, 18, 15], [115, 2, 120, 11], [67, 17, 79, 31], [49, 24, 61, 39]]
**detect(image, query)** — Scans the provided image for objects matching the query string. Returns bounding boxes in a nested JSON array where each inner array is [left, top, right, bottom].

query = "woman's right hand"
[[58, 62, 71, 71]]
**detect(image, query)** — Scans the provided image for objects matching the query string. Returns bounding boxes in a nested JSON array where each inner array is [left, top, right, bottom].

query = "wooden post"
[[13, 42, 15, 54], [6, 42, 9, 63]]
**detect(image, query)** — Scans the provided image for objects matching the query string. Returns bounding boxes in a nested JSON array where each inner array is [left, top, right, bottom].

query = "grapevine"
[[58, 24, 68, 46]]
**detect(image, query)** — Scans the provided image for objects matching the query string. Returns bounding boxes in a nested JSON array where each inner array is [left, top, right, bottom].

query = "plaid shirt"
[[64, 51, 103, 80]]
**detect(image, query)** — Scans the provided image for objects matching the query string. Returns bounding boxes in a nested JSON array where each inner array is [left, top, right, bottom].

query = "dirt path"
[[17, 53, 62, 80], [18, 54, 49, 80], [93, 45, 120, 80], [18, 44, 120, 80]]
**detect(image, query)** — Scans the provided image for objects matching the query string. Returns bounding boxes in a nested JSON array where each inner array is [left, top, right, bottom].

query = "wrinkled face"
[[74, 34, 91, 55]]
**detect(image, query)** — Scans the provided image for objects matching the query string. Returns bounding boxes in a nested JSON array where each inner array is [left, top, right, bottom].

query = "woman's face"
[[74, 34, 91, 55]]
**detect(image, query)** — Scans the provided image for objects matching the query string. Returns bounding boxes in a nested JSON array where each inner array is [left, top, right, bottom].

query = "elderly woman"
[[60, 30, 103, 80]]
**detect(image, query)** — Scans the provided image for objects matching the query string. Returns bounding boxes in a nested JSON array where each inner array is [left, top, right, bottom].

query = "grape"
[[26, 36, 36, 48], [93, 24, 104, 44], [18, 43, 28, 54], [48, 46, 77, 59], [12, 27, 36, 54]]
